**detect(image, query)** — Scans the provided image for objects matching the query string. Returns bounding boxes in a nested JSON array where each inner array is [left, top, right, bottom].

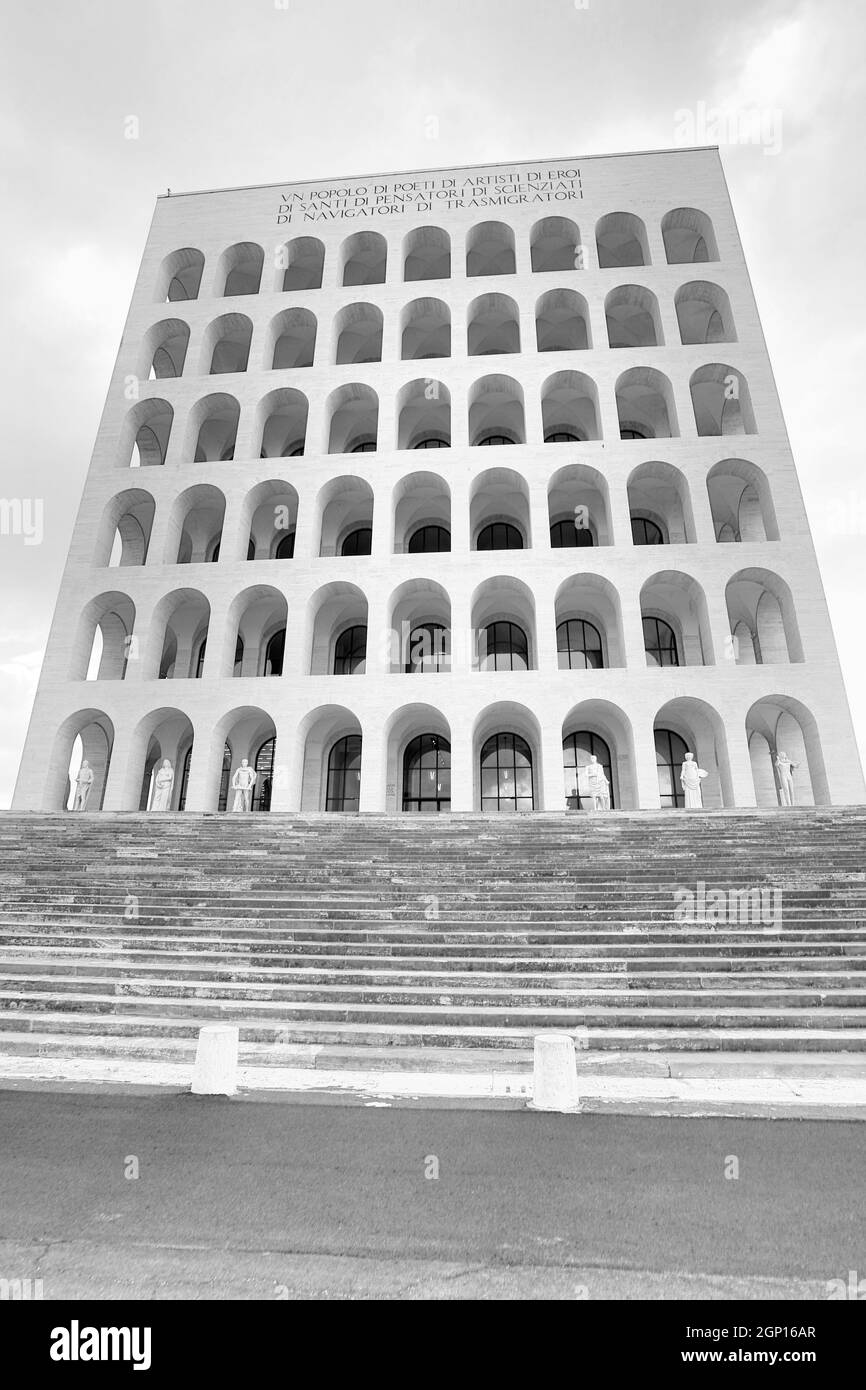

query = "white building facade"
[[14, 147, 866, 814]]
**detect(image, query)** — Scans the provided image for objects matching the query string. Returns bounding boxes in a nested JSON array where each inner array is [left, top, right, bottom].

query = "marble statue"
[[231, 758, 257, 812], [72, 759, 94, 811], [775, 751, 798, 807], [151, 759, 174, 811], [680, 752, 708, 809], [586, 754, 611, 811]]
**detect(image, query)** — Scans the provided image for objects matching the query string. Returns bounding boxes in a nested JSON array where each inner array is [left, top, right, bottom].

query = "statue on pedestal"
[[150, 759, 174, 811], [586, 754, 610, 811], [231, 758, 257, 812], [72, 760, 94, 811], [680, 751, 708, 809], [775, 751, 798, 807]]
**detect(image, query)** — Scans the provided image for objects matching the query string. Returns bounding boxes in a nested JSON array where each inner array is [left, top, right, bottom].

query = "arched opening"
[[388, 579, 451, 673], [605, 285, 663, 348], [469, 375, 526, 446], [47, 710, 114, 812], [467, 293, 520, 356], [218, 242, 264, 296], [661, 208, 719, 264], [480, 734, 533, 811], [690, 364, 756, 436], [256, 387, 309, 458], [402, 734, 451, 812], [325, 383, 379, 454], [121, 399, 173, 468], [307, 583, 368, 675], [530, 217, 582, 272], [615, 368, 677, 439], [675, 281, 736, 345], [392, 471, 451, 551], [333, 624, 367, 675], [707, 459, 778, 542], [541, 369, 601, 441], [562, 700, 636, 810], [403, 226, 451, 281], [596, 212, 649, 268], [334, 302, 384, 364], [156, 247, 204, 302], [315, 475, 374, 556], [187, 393, 240, 462], [472, 576, 536, 671], [535, 289, 590, 352], [96, 489, 155, 567], [202, 313, 252, 374], [278, 236, 325, 291], [226, 585, 288, 677], [547, 464, 611, 546], [396, 379, 451, 450], [134, 708, 195, 811], [725, 569, 803, 664], [141, 319, 190, 379], [563, 731, 614, 810], [340, 231, 387, 286], [466, 221, 516, 277], [746, 695, 828, 806], [243, 479, 300, 560], [266, 308, 317, 370], [627, 461, 695, 544], [151, 590, 211, 680], [205, 708, 277, 812], [470, 467, 531, 548], [169, 484, 226, 565], [297, 705, 362, 811], [654, 696, 733, 808], [641, 571, 713, 666], [400, 298, 451, 360], [326, 735, 363, 811], [555, 574, 625, 668]]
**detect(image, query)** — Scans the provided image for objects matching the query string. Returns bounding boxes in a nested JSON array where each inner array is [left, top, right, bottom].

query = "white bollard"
[[191, 1024, 239, 1096], [530, 1032, 581, 1112]]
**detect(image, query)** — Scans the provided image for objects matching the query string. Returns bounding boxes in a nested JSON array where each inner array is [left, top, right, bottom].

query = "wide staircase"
[[0, 807, 864, 1070]]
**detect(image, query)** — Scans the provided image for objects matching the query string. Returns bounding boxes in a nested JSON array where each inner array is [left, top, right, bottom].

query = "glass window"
[[408, 525, 451, 553], [341, 527, 372, 556], [655, 728, 688, 808], [479, 733, 534, 812], [405, 623, 449, 673], [556, 619, 604, 670], [480, 621, 529, 672], [477, 521, 523, 551], [334, 625, 367, 675], [550, 518, 594, 548], [631, 515, 664, 545], [562, 731, 614, 810], [326, 735, 362, 811], [403, 734, 451, 812], [643, 617, 679, 667]]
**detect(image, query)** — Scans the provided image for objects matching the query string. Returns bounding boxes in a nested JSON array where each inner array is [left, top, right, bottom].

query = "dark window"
[[644, 616, 679, 667], [655, 728, 688, 808], [413, 437, 449, 449], [620, 427, 648, 441], [217, 742, 232, 811], [405, 623, 449, 673], [247, 537, 256, 560], [480, 733, 534, 812], [194, 639, 207, 679], [233, 636, 244, 677], [326, 734, 362, 811], [476, 433, 515, 446], [210, 541, 220, 562], [544, 432, 582, 443], [350, 440, 377, 453], [177, 745, 193, 812], [341, 527, 372, 556], [264, 628, 285, 676], [275, 531, 295, 559], [334, 625, 367, 675], [550, 518, 594, 548], [631, 515, 664, 545], [563, 731, 615, 810], [252, 737, 275, 812], [480, 621, 529, 672], [403, 734, 451, 813], [408, 525, 450, 554], [556, 619, 604, 670], [477, 521, 523, 551]]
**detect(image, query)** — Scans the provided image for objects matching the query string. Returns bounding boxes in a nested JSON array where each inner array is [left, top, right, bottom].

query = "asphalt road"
[[0, 1088, 863, 1299]]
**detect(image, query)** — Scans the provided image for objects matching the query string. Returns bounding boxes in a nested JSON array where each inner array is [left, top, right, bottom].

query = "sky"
[[1, 0, 865, 807]]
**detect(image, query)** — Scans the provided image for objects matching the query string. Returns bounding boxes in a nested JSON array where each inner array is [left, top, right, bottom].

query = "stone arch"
[[155, 247, 204, 302], [530, 217, 582, 273], [725, 568, 804, 664], [392, 471, 451, 552], [554, 573, 625, 668], [185, 393, 240, 462], [403, 225, 451, 281], [298, 704, 363, 811], [340, 231, 387, 286], [627, 460, 696, 544], [596, 212, 649, 268], [334, 302, 384, 365], [466, 221, 516, 277], [256, 387, 309, 458], [120, 398, 173, 468], [690, 363, 756, 436], [473, 701, 543, 811], [653, 696, 733, 808], [661, 207, 719, 263], [217, 242, 264, 296], [265, 308, 317, 370], [388, 578, 451, 673], [400, 298, 451, 360], [706, 458, 779, 542], [467, 292, 521, 356], [535, 288, 591, 352], [47, 708, 114, 811], [95, 489, 155, 567], [641, 571, 714, 666], [746, 695, 829, 806], [615, 368, 678, 439], [605, 284, 663, 348], [468, 374, 525, 446], [562, 699, 637, 810]]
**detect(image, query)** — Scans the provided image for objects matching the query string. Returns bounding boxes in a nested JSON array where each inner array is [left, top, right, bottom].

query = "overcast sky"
[[1, 0, 864, 807]]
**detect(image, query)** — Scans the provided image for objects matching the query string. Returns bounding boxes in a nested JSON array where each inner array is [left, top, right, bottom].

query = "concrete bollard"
[[530, 1032, 581, 1112], [191, 1024, 239, 1096]]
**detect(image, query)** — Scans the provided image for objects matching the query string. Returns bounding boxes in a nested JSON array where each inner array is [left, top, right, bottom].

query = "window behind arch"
[[350, 440, 377, 453], [413, 437, 449, 449], [476, 433, 515, 446], [264, 628, 285, 676], [334, 624, 367, 674], [326, 735, 362, 811], [403, 734, 451, 812], [631, 516, 664, 545], [550, 519, 594, 548], [252, 737, 275, 811], [177, 745, 193, 812], [556, 619, 603, 670], [408, 525, 450, 554], [563, 730, 614, 810], [406, 623, 449, 673], [341, 527, 372, 556], [480, 621, 529, 672], [643, 616, 679, 667], [479, 733, 534, 812], [275, 531, 295, 560], [655, 728, 688, 808], [544, 432, 583, 444], [620, 427, 648, 441], [477, 521, 523, 551], [217, 741, 232, 811]]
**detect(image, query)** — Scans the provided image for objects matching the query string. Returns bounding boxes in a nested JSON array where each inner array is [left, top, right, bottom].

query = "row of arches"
[[142, 282, 736, 379], [156, 209, 720, 300], [122, 365, 758, 468], [78, 567, 803, 685], [58, 692, 828, 816], [101, 459, 778, 574]]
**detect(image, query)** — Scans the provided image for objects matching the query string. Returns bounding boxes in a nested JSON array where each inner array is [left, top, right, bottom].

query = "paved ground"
[[0, 1089, 863, 1299]]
